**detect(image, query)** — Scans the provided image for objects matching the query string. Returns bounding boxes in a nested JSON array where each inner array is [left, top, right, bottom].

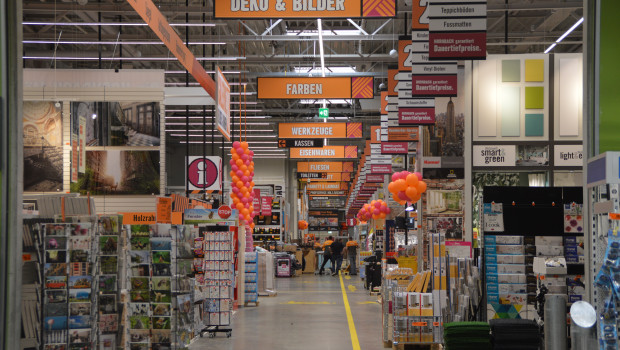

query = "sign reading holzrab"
[[214, 0, 396, 18]]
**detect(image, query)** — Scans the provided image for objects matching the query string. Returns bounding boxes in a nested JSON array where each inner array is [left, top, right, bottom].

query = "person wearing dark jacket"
[[330, 238, 345, 276]]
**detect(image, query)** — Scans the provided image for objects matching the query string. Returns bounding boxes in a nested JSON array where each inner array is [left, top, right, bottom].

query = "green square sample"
[[525, 114, 544, 136], [525, 86, 544, 109], [502, 60, 520, 82]]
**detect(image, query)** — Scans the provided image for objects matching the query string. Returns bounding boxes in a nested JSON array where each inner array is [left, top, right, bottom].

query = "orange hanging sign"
[[122, 212, 157, 225]]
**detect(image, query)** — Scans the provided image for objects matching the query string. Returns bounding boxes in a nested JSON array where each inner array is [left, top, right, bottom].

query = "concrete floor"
[[189, 273, 384, 350]]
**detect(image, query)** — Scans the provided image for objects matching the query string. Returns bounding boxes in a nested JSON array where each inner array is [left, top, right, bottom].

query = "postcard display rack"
[[41, 218, 100, 350], [194, 225, 235, 338], [244, 252, 259, 306], [482, 186, 584, 322]]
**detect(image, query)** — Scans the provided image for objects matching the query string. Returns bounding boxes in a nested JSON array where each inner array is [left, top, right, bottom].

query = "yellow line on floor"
[[339, 271, 361, 350]]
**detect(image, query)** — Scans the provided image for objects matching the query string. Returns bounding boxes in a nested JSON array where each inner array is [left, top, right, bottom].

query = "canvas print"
[[152, 316, 171, 329], [99, 334, 116, 350], [23, 101, 63, 192], [130, 291, 150, 303], [68, 328, 90, 344], [151, 290, 171, 303], [70, 223, 92, 236], [151, 303, 171, 317], [69, 289, 90, 303], [99, 275, 117, 292], [152, 263, 172, 276], [152, 329, 171, 343], [45, 303, 68, 317], [130, 237, 150, 251], [129, 316, 151, 330], [72, 150, 160, 195], [68, 276, 92, 289], [152, 224, 172, 237], [44, 223, 70, 236], [69, 303, 90, 316], [69, 250, 88, 263], [68, 262, 90, 276], [427, 190, 463, 215], [517, 145, 549, 166], [71, 101, 160, 147], [152, 251, 171, 264], [44, 316, 68, 331], [428, 217, 464, 241], [131, 264, 150, 277], [130, 277, 149, 291], [45, 331, 68, 346], [46, 237, 67, 250], [45, 276, 67, 290], [100, 236, 119, 254], [131, 225, 151, 237], [129, 303, 150, 316], [69, 236, 90, 250], [100, 216, 120, 235], [100, 256, 118, 274], [99, 295, 116, 314]]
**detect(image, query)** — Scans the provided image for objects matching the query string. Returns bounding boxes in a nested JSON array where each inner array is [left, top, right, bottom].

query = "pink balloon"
[[232, 187, 240, 194], [249, 150, 254, 156], [241, 154, 249, 161], [400, 171, 410, 179], [236, 147, 244, 155], [244, 159, 251, 166], [241, 197, 249, 204], [373, 208, 380, 215], [241, 176, 249, 182], [391, 173, 400, 182], [233, 141, 240, 148], [229, 159, 235, 166], [398, 191, 409, 201], [250, 172, 255, 177], [231, 165, 239, 172], [386, 207, 391, 214], [375, 201, 382, 208], [235, 170, 243, 178], [414, 172, 423, 181]]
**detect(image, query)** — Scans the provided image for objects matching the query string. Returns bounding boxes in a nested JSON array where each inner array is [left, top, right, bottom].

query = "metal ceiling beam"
[[487, 1, 583, 12]]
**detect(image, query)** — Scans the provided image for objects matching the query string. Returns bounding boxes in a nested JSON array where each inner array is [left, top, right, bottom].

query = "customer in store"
[[344, 236, 359, 275], [330, 238, 345, 276], [318, 236, 334, 275]]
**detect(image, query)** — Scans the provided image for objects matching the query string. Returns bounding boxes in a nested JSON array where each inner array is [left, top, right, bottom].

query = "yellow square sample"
[[525, 59, 544, 82]]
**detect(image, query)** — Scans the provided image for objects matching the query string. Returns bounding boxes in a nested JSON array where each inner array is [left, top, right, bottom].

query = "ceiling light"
[[389, 49, 398, 58], [544, 17, 584, 54], [24, 56, 244, 61], [91, 113, 97, 119], [23, 22, 216, 27]]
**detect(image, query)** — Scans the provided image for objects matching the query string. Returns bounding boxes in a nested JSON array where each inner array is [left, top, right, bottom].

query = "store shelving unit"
[[253, 197, 283, 245], [244, 252, 259, 306]]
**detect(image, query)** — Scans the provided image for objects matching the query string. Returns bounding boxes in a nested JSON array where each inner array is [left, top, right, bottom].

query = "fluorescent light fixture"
[[293, 66, 356, 74], [23, 22, 216, 27], [286, 29, 361, 36], [544, 17, 584, 53], [23, 56, 244, 61], [165, 70, 245, 74], [23, 40, 225, 45]]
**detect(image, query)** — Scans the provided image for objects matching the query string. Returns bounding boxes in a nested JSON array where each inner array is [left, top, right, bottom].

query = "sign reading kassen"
[[258, 77, 352, 99]]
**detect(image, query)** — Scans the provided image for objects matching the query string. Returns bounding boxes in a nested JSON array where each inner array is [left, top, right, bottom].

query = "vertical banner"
[[186, 156, 222, 191], [428, 0, 487, 60], [216, 66, 231, 141], [157, 197, 173, 223], [71, 135, 78, 183], [78, 116, 85, 173], [253, 189, 261, 213], [261, 196, 273, 216]]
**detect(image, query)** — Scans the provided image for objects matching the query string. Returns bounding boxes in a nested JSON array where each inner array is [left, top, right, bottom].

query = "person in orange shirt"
[[318, 236, 334, 275], [344, 237, 359, 275]]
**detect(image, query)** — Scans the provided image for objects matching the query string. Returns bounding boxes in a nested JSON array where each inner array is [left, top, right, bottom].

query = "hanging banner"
[[71, 136, 78, 183], [78, 116, 85, 173], [127, 0, 216, 97], [289, 146, 357, 159], [253, 189, 261, 212], [261, 196, 273, 216], [258, 77, 370, 99], [398, 98, 436, 125], [279, 122, 361, 139], [387, 126, 419, 141], [156, 197, 173, 224], [186, 156, 222, 191], [370, 164, 393, 174], [298, 172, 350, 182], [428, 0, 487, 60], [297, 161, 354, 173], [381, 142, 409, 154], [214, 0, 395, 19], [278, 139, 324, 148], [216, 67, 231, 141]]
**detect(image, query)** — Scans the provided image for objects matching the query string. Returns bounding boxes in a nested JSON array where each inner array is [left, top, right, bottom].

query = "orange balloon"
[[244, 191, 251, 198], [240, 165, 248, 172], [236, 159, 244, 167], [232, 197, 240, 204], [241, 141, 249, 150], [232, 153, 240, 161], [250, 181, 255, 187], [380, 213, 386, 219], [392, 193, 400, 204], [244, 149, 251, 155], [395, 179, 407, 192], [405, 186, 418, 200], [416, 181, 427, 194], [240, 187, 248, 194], [372, 214, 380, 220], [232, 176, 240, 184], [388, 182, 397, 194], [244, 170, 251, 177], [236, 202, 244, 210], [241, 208, 250, 217], [236, 181, 244, 188], [406, 173, 419, 187], [248, 165, 254, 172]]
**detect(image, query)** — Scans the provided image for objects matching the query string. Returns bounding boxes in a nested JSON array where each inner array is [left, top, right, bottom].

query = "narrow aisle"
[[189, 273, 384, 350]]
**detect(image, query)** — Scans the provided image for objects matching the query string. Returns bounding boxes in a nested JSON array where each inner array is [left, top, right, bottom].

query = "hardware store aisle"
[[189, 273, 384, 350]]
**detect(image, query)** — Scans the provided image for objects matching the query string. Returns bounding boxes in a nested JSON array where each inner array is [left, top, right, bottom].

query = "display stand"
[[253, 196, 283, 245], [244, 252, 259, 306]]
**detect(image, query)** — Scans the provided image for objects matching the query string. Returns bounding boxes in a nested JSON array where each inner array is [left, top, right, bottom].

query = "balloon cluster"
[[229, 141, 256, 230], [357, 199, 391, 223], [388, 171, 427, 205], [298, 220, 309, 230]]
